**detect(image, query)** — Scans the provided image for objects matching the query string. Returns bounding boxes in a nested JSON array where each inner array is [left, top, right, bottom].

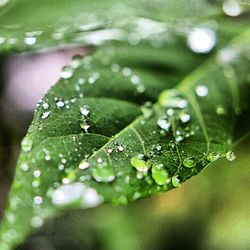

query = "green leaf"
[[0, 27, 250, 249], [0, 0, 249, 53]]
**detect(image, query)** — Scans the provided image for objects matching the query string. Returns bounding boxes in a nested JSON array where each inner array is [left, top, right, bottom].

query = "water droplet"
[[71, 55, 83, 68], [92, 163, 115, 183], [179, 112, 191, 123], [24, 36, 37, 46], [117, 145, 125, 152], [79, 160, 90, 170], [33, 170, 41, 178], [195, 85, 208, 97], [56, 99, 65, 108], [122, 67, 132, 77], [21, 137, 33, 152], [60, 66, 73, 79], [80, 119, 90, 132], [130, 75, 140, 85], [216, 105, 227, 115], [223, 0, 242, 16], [151, 164, 169, 185], [88, 72, 100, 84], [226, 151, 236, 161], [21, 163, 29, 172], [80, 105, 90, 116], [42, 102, 49, 110], [111, 63, 120, 72], [183, 157, 196, 168], [131, 154, 149, 172], [172, 175, 181, 187], [207, 152, 220, 162], [187, 27, 216, 54], [157, 116, 170, 131], [41, 111, 51, 119], [45, 154, 51, 161], [33, 196, 43, 205]]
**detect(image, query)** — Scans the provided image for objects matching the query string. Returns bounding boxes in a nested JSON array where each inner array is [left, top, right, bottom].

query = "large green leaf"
[[0, 27, 249, 249]]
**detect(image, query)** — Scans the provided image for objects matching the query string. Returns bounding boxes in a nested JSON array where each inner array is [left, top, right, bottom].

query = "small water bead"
[[179, 111, 191, 123], [187, 27, 216, 54], [60, 66, 73, 79], [42, 102, 49, 110], [21, 137, 33, 152], [130, 75, 140, 85], [131, 154, 149, 172], [175, 130, 185, 142], [137, 85, 145, 93], [24, 36, 37, 46], [79, 160, 90, 170], [223, 0, 242, 16], [80, 105, 90, 116], [183, 157, 196, 168], [33, 196, 43, 205], [226, 151, 236, 161], [151, 164, 169, 185], [88, 72, 100, 84], [56, 99, 65, 108], [107, 148, 113, 154], [172, 175, 181, 187], [195, 85, 208, 97], [117, 145, 125, 152], [21, 163, 29, 172], [157, 116, 170, 131], [141, 101, 153, 118], [207, 152, 220, 162], [33, 170, 41, 178], [92, 163, 115, 183], [166, 108, 174, 116], [71, 55, 83, 68], [80, 120, 90, 132], [216, 105, 227, 115], [41, 111, 51, 119], [45, 154, 51, 161], [122, 67, 132, 77]]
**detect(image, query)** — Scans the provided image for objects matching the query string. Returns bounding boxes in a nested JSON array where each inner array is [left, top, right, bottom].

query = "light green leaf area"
[[0, 0, 249, 53], [0, 28, 249, 249]]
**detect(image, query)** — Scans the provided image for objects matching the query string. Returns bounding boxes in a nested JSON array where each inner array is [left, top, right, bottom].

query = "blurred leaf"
[[0, 26, 249, 249], [0, 0, 247, 53]]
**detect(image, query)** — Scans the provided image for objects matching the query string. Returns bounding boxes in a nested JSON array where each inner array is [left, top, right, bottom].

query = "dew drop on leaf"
[[151, 164, 169, 185], [60, 66, 73, 79], [131, 154, 149, 172], [42, 102, 49, 110], [207, 152, 220, 162], [183, 157, 196, 168], [187, 27, 216, 54], [226, 151, 236, 161], [71, 55, 83, 68], [179, 111, 191, 123], [80, 105, 90, 116], [223, 0, 242, 17], [21, 137, 33, 152], [41, 111, 51, 119], [195, 85, 208, 97], [78, 160, 90, 170], [157, 116, 170, 131], [172, 175, 181, 187], [56, 99, 65, 108]]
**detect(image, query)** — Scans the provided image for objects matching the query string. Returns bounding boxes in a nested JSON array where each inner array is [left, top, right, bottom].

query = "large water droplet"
[[157, 116, 170, 131], [226, 151, 236, 161], [223, 0, 242, 16], [183, 157, 196, 168], [80, 105, 90, 116], [207, 152, 220, 162], [151, 164, 169, 185], [187, 27, 216, 54], [131, 154, 149, 172]]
